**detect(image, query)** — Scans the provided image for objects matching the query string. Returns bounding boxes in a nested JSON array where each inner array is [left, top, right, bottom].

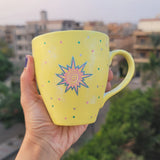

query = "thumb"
[[20, 55, 40, 110]]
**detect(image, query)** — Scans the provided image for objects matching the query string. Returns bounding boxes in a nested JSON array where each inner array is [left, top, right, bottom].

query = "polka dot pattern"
[[41, 35, 108, 124]]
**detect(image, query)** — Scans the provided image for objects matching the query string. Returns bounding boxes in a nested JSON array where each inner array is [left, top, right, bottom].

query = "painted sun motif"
[[56, 57, 92, 95]]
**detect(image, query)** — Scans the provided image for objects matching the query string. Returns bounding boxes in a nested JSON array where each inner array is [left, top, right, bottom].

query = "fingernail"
[[25, 56, 28, 68]]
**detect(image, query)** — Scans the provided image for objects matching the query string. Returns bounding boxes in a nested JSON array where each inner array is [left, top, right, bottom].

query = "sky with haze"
[[0, 0, 160, 25]]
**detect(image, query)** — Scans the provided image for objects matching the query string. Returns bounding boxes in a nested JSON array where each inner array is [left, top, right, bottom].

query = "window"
[[140, 39, 145, 44], [17, 35, 22, 40], [140, 52, 146, 58], [17, 45, 22, 50]]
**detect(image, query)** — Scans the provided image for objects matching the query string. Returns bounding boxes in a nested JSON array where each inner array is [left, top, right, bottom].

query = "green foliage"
[[141, 53, 160, 87], [0, 83, 23, 127], [0, 39, 23, 127], [150, 33, 160, 57], [0, 40, 13, 57], [0, 52, 13, 81], [119, 151, 144, 160], [64, 88, 160, 160]]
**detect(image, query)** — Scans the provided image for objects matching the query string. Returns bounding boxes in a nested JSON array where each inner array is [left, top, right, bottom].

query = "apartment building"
[[83, 21, 108, 34], [133, 16, 160, 63], [26, 10, 83, 52]]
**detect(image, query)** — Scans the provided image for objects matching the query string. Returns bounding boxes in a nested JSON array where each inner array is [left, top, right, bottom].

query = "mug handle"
[[102, 50, 135, 106]]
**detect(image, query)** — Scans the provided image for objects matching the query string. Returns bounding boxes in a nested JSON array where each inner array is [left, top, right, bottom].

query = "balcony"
[[134, 43, 160, 50]]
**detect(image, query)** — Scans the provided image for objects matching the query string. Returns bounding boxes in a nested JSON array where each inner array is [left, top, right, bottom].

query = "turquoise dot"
[[77, 41, 80, 44], [98, 96, 100, 99], [52, 105, 54, 107], [100, 40, 102, 43], [44, 42, 46, 44], [73, 116, 75, 118], [98, 68, 100, 70], [48, 80, 50, 83]]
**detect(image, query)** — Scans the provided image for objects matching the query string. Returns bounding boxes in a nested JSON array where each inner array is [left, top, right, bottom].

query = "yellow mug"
[[32, 30, 135, 126]]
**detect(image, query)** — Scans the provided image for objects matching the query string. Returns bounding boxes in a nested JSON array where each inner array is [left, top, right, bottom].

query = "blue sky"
[[0, 0, 160, 25]]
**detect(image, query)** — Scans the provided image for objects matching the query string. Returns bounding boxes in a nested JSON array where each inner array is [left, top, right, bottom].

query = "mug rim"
[[32, 30, 108, 43]]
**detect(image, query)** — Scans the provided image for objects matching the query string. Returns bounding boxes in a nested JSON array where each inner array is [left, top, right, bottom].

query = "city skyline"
[[0, 0, 160, 25]]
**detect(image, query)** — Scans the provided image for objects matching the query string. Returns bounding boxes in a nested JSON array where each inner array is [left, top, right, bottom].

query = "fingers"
[[105, 69, 113, 92], [108, 69, 113, 82], [106, 82, 111, 92], [20, 55, 39, 107]]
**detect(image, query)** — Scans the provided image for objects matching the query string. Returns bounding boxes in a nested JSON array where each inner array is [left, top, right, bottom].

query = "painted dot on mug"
[[98, 96, 100, 99], [44, 61, 47, 64], [77, 41, 80, 44], [86, 101, 89, 104], [48, 80, 50, 83], [87, 36, 90, 39], [52, 105, 54, 108], [80, 54, 82, 56], [100, 40, 102, 43], [97, 85, 99, 88], [91, 50, 94, 53], [90, 116, 93, 119], [60, 41, 62, 44], [50, 97, 53, 100], [98, 67, 100, 70], [101, 48, 103, 51], [73, 108, 76, 110], [44, 42, 46, 44], [58, 98, 61, 101], [42, 84, 44, 87], [48, 50, 51, 53], [64, 117, 67, 120], [73, 116, 75, 118]]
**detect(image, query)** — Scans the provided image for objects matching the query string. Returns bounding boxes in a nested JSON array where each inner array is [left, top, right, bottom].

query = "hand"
[[16, 55, 113, 160]]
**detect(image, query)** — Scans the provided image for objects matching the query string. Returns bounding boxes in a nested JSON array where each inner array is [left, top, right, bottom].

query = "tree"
[[141, 53, 160, 87], [150, 33, 160, 58], [0, 52, 13, 81], [0, 39, 13, 58], [0, 85, 23, 127], [63, 88, 160, 160]]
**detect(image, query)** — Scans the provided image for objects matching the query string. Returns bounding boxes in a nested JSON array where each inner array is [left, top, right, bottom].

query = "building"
[[0, 11, 84, 82], [26, 10, 83, 53], [83, 21, 108, 34], [133, 16, 160, 63]]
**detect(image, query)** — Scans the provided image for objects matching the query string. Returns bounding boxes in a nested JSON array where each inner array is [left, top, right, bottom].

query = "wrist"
[[16, 133, 61, 160]]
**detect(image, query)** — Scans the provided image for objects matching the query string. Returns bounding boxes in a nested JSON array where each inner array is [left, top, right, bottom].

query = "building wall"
[[133, 17, 160, 64], [138, 19, 160, 32]]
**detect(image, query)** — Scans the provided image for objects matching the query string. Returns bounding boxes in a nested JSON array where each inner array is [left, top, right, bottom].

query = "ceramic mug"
[[32, 30, 135, 126]]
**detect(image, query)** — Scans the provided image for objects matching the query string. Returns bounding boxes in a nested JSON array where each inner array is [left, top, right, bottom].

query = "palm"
[[23, 91, 87, 156]]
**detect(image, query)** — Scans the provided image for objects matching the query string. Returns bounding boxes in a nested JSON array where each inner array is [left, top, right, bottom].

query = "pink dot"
[[50, 97, 53, 100], [44, 61, 47, 64], [64, 117, 67, 120], [91, 50, 94, 53], [86, 101, 89, 104], [42, 84, 44, 87], [60, 41, 62, 44], [58, 98, 61, 101]]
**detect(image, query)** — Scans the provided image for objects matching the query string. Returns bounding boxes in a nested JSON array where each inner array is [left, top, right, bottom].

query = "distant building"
[[133, 16, 160, 63], [106, 23, 136, 69], [0, 26, 5, 39], [26, 10, 83, 53], [0, 11, 84, 82], [83, 21, 108, 34]]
